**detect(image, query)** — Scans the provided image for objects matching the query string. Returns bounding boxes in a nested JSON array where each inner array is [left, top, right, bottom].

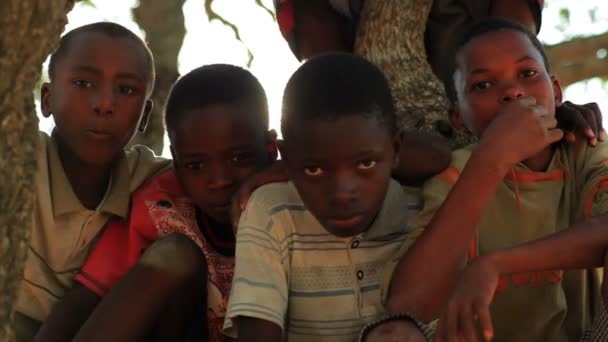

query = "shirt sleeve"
[[74, 217, 151, 296], [574, 142, 608, 219], [408, 166, 457, 234], [223, 188, 290, 338]]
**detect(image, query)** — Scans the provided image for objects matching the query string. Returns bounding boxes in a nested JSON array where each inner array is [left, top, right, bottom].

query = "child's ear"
[[392, 130, 403, 168], [448, 104, 466, 131], [138, 99, 153, 133], [266, 129, 279, 162], [551, 75, 563, 106], [41, 83, 52, 118]]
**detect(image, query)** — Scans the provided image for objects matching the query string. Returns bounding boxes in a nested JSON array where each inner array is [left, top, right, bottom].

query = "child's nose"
[[329, 173, 358, 206], [93, 86, 116, 115], [207, 164, 234, 190], [500, 84, 524, 103]]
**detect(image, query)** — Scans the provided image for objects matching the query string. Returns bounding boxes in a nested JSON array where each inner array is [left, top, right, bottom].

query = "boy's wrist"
[[468, 147, 513, 179], [478, 250, 507, 275], [358, 312, 434, 342]]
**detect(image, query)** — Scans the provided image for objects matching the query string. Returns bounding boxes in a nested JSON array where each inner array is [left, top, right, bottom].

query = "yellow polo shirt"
[[14, 131, 170, 341]]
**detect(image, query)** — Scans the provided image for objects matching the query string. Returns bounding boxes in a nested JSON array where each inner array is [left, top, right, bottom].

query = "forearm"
[[34, 283, 100, 342], [237, 317, 282, 342], [393, 132, 451, 186], [486, 215, 608, 275], [490, 0, 538, 33], [388, 149, 509, 321]]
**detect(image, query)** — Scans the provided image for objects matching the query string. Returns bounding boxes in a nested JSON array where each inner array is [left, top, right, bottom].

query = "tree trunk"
[[0, 1, 76, 340], [546, 32, 608, 87], [354, 0, 473, 148], [130, 0, 186, 155]]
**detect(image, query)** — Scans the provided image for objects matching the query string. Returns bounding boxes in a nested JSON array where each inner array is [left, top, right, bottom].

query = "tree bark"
[[130, 0, 186, 155], [0, 1, 76, 340], [546, 32, 608, 87], [354, 0, 473, 148]]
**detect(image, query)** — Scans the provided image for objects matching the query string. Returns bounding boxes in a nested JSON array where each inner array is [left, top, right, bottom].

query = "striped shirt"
[[224, 180, 423, 341]]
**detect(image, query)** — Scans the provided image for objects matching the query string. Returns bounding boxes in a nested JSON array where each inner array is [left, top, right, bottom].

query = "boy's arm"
[[224, 186, 289, 341], [393, 132, 451, 186], [33, 284, 100, 341], [435, 214, 608, 341], [237, 317, 283, 342], [386, 97, 562, 321]]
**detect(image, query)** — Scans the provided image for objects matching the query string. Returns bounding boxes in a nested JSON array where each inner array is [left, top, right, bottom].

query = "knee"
[[138, 233, 206, 281]]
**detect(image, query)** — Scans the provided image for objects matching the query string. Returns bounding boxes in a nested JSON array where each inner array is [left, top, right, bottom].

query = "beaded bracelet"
[[358, 312, 434, 342]]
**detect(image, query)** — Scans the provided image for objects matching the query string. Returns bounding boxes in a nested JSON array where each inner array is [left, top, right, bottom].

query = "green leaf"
[[559, 8, 570, 25], [79, 0, 96, 8], [589, 8, 597, 23]]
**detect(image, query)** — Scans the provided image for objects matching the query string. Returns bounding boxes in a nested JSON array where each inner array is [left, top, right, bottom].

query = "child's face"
[[171, 105, 272, 224], [41, 32, 152, 165], [280, 115, 400, 237], [451, 29, 561, 136]]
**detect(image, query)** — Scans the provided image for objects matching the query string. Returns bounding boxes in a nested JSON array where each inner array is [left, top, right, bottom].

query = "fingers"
[[473, 299, 493, 342], [460, 303, 478, 342], [584, 102, 606, 141], [446, 303, 460, 342], [557, 101, 601, 146], [547, 128, 564, 144]]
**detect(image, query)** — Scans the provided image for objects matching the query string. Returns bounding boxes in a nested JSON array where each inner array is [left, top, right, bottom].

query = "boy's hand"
[[435, 258, 499, 342], [364, 321, 427, 342], [230, 161, 289, 229], [556, 101, 606, 146], [478, 96, 563, 171]]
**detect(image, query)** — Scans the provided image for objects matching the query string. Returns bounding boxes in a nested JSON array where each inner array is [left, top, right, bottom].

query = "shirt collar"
[[49, 131, 130, 218], [359, 179, 411, 241]]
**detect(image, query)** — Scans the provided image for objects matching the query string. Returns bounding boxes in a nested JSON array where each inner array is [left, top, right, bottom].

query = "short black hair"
[[48, 22, 155, 94], [444, 17, 550, 103], [281, 52, 396, 138], [165, 64, 269, 142]]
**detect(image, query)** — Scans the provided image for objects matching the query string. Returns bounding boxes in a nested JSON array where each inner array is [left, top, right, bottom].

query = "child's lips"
[[86, 129, 113, 140], [327, 215, 364, 229]]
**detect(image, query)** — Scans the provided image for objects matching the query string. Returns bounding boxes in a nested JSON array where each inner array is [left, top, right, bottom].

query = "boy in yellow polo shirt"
[[379, 18, 606, 342], [14, 22, 170, 341]]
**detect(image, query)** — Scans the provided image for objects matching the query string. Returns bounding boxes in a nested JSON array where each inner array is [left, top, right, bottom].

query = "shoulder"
[[125, 145, 171, 171], [247, 182, 304, 212], [425, 144, 475, 187], [124, 145, 172, 190], [240, 182, 309, 234], [132, 169, 185, 202]]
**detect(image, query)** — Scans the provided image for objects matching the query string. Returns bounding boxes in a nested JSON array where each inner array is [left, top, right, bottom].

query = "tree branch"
[[255, 0, 275, 20], [546, 32, 608, 87], [204, 0, 254, 66]]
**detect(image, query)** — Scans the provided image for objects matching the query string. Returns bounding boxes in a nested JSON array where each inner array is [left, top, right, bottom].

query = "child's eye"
[[304, 166, 323, 176], [520, 69, 538, 78], [119, 85, 136, 95], [357, 160, 377, 170], [231, 153, 254, 165], [73, 79, 93, 88], [471, 81, 491, 91], [185, 162, 204, 170]]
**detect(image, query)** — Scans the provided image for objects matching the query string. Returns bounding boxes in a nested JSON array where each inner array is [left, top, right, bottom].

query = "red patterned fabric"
[[76, 170, 235, 342]]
